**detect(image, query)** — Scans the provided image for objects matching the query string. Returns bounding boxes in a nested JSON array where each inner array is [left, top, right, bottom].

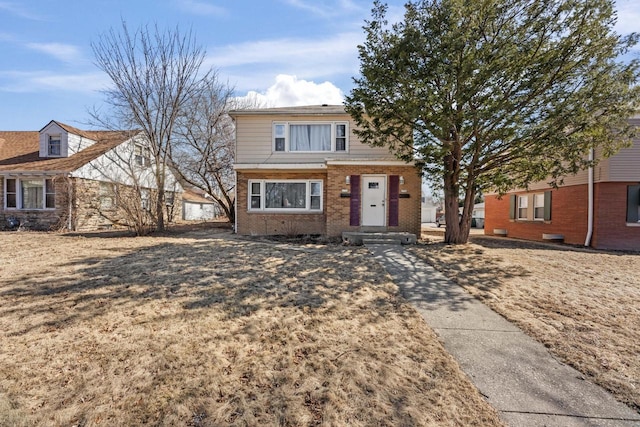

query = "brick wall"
[[236, 171, 328, 235], [74, 178, 183, 231], [592, 182, 640, 251], [236, 165, 421, 237], [325, 164, 421, 237], [486, 183, 640, 250], [485, 184, 589, 245]]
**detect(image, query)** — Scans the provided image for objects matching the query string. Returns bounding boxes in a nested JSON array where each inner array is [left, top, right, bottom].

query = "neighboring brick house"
[[485, 118, 640, 251], [229, 105, 421, 237], [0, 120, 182, 231]]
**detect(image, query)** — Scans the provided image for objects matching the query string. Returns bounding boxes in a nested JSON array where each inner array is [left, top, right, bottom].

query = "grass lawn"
[[0, 228, 502, 426], [412, 233, 640, 414]]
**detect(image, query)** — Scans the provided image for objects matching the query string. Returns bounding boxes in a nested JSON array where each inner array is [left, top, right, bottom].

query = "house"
[[0, 120, 182, 231], [421, 193, 439, 223], [229, 105, 421, 237], [484, 118, 640, 251], [182, 188, 220, 221]]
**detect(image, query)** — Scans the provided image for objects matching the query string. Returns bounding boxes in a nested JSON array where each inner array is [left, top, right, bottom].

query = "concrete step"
[[342, 231, 417, 245], [362, 238, 402, 245]]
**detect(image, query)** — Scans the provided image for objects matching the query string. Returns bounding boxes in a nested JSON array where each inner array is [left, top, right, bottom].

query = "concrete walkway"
[[367, 244, 640, 427]]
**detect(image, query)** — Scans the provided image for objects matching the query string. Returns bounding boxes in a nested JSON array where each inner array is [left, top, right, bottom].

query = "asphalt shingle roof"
[[0, 122, 133, 174]]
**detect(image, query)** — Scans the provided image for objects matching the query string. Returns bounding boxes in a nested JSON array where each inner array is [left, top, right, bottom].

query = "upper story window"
[[4, 178, 55, 210], [273, 122, 348, 153], [48, 135, 61, 156], [135, 144, 151, 167]]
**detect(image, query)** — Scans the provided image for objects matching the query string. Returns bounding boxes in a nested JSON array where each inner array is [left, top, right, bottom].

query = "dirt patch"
[[0, 230, 503, 426], [412, 234, 640, 413]]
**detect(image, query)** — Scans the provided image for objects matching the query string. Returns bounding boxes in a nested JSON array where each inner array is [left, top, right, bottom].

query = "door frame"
[[361, 174, 387, 227]]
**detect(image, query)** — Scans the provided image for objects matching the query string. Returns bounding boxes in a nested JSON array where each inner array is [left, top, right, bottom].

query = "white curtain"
[[22, 179, 43, 209], [290, 125, 331, 151]]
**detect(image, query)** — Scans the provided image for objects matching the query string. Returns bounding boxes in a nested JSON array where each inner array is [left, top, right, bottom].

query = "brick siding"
[[485, 182, 640, 250], [0, 176, 182, 232], [236, 165, 421, 237], [325, 164, 421, 237], [236, 171, 328, 235], [592, 182, 640, 251]]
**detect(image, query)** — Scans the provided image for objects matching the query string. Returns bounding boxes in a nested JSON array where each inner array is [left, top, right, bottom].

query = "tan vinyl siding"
[[607, 138, 640, 182], [235, 115, 395, 164]]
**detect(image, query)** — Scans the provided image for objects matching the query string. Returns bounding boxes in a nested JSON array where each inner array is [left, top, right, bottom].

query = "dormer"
[[39, 121, 69, 158]]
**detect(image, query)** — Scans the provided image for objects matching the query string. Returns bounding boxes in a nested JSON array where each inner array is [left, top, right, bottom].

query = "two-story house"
[[484, 117, 640, 251], [0, 120, 182, 231], [230, 105, 421, 238]]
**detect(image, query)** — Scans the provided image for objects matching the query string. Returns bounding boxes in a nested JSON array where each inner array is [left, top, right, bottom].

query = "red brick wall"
[[592, 182, 640, 251], [486, 183, 640, 250], [485, 185, 589, 246]]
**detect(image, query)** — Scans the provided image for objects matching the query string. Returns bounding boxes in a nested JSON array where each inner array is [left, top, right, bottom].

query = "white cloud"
[[0, 70, 108, 93], [176, 0, 226, 16], [207, 32, 362, 92], [209, 32, 361, 68], [26, 42, 83, 63], [0, 2, 45, 20], [282, 0, 362, 18], [237, 74, 344, 107]]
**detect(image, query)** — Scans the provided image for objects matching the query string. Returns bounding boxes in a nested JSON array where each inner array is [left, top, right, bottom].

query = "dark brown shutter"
[[388, 175, 399, 226], [544, 191, 552, 221], [509, 194, 516, 219], [349, 175, 360, 226]]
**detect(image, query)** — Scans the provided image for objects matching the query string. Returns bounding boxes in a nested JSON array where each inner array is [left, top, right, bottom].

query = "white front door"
[[362, 175, 386, 226]]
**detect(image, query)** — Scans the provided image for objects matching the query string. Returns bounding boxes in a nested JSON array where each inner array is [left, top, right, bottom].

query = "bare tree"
[[172, 76, 266, 223], [92, 22, 209, 231], [82, 131, 181, 235]]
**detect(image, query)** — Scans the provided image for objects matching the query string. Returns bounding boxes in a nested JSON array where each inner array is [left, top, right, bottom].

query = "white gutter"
[[584, 149, 594, 246]]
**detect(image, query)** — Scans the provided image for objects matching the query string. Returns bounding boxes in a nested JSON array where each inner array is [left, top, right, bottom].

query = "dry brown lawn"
[[0, 228, 503, 426], [412, 233, 640, 414]]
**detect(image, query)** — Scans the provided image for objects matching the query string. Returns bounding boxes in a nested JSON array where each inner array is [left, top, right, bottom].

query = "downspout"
[[584, 149, 594, 247], [234, 170, 238, 233], [67, 174, 74, 231]]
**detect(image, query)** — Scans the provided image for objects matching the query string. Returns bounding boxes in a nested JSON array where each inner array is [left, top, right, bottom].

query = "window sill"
[[626, 222, 640, 227], [248, 210, 323, 214], [513, 219, 550, 224], [272, 150, 348, 154], [3, 208, 56, 211]]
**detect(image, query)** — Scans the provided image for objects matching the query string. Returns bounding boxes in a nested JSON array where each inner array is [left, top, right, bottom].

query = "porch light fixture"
[[345, 176, 350, 185], [399, 176, 405, 184]]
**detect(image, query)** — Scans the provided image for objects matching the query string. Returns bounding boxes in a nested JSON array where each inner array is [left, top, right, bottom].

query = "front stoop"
[[342, 231, 417, 245]]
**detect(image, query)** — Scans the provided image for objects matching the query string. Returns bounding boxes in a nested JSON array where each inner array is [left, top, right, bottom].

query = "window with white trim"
[[273, 122, 348, 152], [517, 195, 528, 219], [135, 144, 151, 167], [248, 180, 323, 211], [4, 177, 55, 210], [533, 193, 545, 220], [48, 135, 61, 156]]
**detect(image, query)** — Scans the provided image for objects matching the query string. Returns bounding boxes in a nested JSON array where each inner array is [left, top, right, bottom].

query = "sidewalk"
[[367, 243, 640, 427]]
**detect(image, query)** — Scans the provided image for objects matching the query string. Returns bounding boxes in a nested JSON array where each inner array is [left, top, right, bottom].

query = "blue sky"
[[1, 0, 639, 130]]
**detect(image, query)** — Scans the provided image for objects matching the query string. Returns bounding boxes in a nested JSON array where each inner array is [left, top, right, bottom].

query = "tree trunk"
[[444, 147, 474, 244]]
